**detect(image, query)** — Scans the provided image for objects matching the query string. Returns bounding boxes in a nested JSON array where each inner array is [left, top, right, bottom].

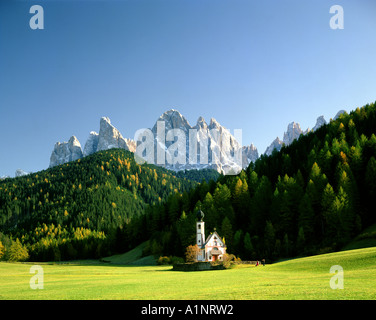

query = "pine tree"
[[233, 230, 243, 256], [232, 178, 250, 227], [282, 233, 290, 257], [298, 193, 315, 245], [221, 217, 234, 252], [296, 227, 306, 253], [264, 221, 276, 258], [249, 176, 273, 236], [365, 157, 376, 224], [243, 232, 254, 260], [321, 183, 337, 245]]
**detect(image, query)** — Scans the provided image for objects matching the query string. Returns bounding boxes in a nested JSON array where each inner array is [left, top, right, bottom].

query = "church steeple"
[[196, 208, 205, 250]]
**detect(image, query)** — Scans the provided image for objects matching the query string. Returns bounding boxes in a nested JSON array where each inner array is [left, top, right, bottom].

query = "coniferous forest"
[[1, 102, 376, 262], [0, 150, 201, 261]]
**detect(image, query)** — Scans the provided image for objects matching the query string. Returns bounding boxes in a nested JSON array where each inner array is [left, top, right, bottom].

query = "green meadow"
[[1, 247, 375, 300]]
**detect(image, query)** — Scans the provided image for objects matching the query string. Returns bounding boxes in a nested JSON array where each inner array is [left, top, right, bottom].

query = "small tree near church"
[[185, 244, 200, 263]]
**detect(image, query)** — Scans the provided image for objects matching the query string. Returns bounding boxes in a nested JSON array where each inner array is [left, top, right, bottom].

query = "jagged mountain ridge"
[[263, 111, 344, 156], [148, 109, 257, 174], [49, 109, 345, 173], [49, 110, 259, 174]]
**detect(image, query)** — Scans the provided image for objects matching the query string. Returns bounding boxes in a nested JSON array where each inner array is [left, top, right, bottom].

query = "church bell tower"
[[196, 208, 205, 249]]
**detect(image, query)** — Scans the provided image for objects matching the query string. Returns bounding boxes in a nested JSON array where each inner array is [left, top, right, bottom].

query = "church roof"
[[203, 231, 227, 248]]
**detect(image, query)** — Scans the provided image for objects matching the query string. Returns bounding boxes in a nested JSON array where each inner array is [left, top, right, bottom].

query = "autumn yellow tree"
[[8, 239, 29, 262], [0, 241, 5, 259], [185, 244, 200, 263]]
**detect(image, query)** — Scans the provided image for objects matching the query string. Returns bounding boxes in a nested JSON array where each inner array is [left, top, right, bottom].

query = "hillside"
[[341, 224, 376, 251], [0, 149, 213, 261], [125, 101, 376, 261]]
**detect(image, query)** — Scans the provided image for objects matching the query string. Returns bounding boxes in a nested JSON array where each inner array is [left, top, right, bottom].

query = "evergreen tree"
[[221, 216, 234, 252], [321, 183, 337, 245], [243, 232, 254, 260], [296, 227, 306, 254], [249, 176, 273, 235], [264, 221, 276, 258], [365, 157, 376, 224], [298, 193, 315, 245], [232, 229, 243, 257]]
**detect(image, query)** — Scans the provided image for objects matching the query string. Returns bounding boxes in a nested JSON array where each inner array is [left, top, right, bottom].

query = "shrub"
[[170, 256, 184, 264], [157, 256, 185, 265], [157, 256, 171, 265]]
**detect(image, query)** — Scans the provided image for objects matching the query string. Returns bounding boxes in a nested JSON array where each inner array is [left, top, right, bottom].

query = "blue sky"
[[1, 0, 376, 177]]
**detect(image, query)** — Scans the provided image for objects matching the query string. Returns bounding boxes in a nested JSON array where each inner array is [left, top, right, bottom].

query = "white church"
[[196, 209, 227, 262]]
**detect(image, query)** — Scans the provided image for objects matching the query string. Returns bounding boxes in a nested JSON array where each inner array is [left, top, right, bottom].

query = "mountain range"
[[48, 109, 346, 174]]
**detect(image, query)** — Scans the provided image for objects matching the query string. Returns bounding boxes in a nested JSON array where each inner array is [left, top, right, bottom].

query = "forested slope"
[[131, 102, 376, 261], [0, 149, 203, 261]]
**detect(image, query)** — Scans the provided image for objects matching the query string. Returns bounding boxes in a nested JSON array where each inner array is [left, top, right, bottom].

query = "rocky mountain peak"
[[209, 118, 220, 130], [15, 169, 30, 177], [83, 131, 99, 157], [283, 122, 303, 146], [153, 109, 191, 133], [195, 116, 207, 129], [49, 135, 83, 167], [312, 115, 327, 132], [265, 137, 283, 156]]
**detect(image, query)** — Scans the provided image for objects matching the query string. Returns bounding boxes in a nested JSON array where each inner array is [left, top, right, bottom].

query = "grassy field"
[[0, 246, 375, 300]]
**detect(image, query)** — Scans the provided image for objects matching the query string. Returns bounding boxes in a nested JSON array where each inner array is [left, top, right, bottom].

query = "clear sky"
[[1, 0, 376, 177]]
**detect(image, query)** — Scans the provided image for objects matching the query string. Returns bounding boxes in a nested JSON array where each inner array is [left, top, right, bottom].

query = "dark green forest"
[[1, 101, 376, 262], [126, 102, 376, 261], [0, 149, 214, 261]]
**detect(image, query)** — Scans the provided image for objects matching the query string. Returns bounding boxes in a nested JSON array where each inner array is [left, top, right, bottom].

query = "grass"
[[1, 246, 375, 300], [100, 242, 156, 265]]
